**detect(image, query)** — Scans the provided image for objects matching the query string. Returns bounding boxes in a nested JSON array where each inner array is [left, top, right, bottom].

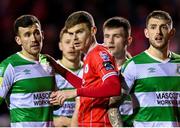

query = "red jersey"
[[78, 44, 118, 127]]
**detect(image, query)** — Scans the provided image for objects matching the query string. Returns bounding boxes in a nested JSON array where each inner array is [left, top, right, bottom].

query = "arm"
[[0, 63, 14, 105], [46, 54, 82, 88], [53, 116, 71, 127], [108, 96, 123, 127], [77, 75, 121, 97], [50, 75, 121, 105], [71, 97, 80, 127]]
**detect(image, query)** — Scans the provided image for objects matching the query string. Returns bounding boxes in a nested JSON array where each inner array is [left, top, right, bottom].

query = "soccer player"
[[0, 15, 56, 127], [121, 10, 180, 126], [53, 27, 83, 127], [49, 11, 121, 127], [103, 17, 133, 127]]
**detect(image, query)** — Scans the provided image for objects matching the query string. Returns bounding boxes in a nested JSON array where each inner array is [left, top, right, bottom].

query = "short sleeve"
[[121, 60, 136, 93], [0, 63, 14, 103], [93, 50, 118, 82]]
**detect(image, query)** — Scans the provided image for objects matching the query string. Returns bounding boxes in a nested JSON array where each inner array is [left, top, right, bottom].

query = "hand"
[[49, 90, 77, 105], [49, 91, 60, 105]]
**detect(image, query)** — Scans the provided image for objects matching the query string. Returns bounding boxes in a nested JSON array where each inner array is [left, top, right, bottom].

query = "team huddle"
[[0, 10, 180, 127]]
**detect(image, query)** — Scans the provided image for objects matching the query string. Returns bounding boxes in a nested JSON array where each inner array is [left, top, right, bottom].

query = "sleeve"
[[77, 75, 121, 97], [0, 63, 14, 104], [45, 54, 82, 88], [121, 60, 136, 94], [96, 51, 118, 81], [77, 49, 121, 97]]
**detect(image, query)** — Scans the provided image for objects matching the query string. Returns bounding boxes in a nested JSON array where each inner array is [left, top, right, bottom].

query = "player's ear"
[[15, 36, 22, 45], [169, 28, 175, 38], [59, 41, 62, 51], [144, 28, 149, 38], [127, 36, 133, 46], [41, 30, 44, 40], [91, 26, 97, 36]]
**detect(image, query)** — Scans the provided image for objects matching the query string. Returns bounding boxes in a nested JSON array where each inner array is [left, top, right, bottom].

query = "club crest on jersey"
[[176, 64, 180, 75], [103, 61, 114, 70], [84, 64, 89, 73], [99, 52, 110, 61]]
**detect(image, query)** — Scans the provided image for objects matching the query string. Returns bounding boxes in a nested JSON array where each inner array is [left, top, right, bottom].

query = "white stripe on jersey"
[[123, 61, 180, 91], [10, 91, 52, 109], [14, 64, 53, 82], [11, 121, 54, 127], [102, 71, 117, 81], [135, 63, 180, 79], [0, 64, 14, 98], [133, 120, 180, 127], [135, 91, 180, 107]]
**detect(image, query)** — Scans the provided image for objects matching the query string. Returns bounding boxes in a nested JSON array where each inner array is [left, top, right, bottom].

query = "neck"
[[59, 57, 81, 70], [147, 46, 169, 60], [84, 36, 97, 54], [20, 51, 39, 61], [114, 56, 126, 69]]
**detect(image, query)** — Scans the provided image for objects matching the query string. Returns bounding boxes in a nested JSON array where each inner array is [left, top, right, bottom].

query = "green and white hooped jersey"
[[0, 52, 56, 127], [118, 62, 133, 126], [53, 61, 83, 117], [119, 94, 133, 126], [121, 51, 180, 127]]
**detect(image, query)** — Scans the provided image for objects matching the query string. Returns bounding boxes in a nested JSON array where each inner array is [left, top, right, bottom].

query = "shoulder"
[[121, 52, 151, 72], [122, 52, 146, 69], [0, 53, 19, 76], [94, 44, 112, 58], [170, 52, 180, 62], [39, 54, 49, 64], [93, 44, 110, 55], [0, 53, 19, 67]]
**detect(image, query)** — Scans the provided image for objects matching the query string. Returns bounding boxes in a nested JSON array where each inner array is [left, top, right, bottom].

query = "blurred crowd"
[[1, 0, 180, 126]]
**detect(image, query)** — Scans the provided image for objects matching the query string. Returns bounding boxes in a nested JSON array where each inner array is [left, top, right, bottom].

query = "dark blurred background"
[[1, 0, 180, 126]]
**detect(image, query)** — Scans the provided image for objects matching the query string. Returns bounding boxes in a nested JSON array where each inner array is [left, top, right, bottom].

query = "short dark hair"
[[146, 10, 173, 28], [103, 17, 131, 37], [65, 11, 95, 30], [14, 14, 41, 35], [59, 27, 68, 43]]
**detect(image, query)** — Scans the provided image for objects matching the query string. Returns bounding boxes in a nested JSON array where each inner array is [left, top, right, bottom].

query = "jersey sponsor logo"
[[84, 64, 89, 73], [156, 92, 180, 106], [23, 69, 31, 75], [103, 61, 114, 70], [99, 52, 110, 61], [60, 102, 75, 115], [147, 67, 156, 73], [33, 92, 51, 106]]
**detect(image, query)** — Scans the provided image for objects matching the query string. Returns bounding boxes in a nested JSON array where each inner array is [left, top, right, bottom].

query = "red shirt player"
[[79, 45, 118, 127], [49, 11, 121, 127]]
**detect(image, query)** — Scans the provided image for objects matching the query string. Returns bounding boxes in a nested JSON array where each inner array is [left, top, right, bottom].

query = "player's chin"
[[31, 50, 41, 55]]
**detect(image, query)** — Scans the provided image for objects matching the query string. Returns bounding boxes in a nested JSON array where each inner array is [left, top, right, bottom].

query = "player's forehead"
[[147, 18, 170, 26], [67, 23, 89, 33], [18, 23, 41, 34], [104, 27, 126, 35], [61, 32, 72, 41]]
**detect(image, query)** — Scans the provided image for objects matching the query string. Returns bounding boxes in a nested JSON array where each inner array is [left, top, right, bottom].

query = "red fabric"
[[78, 45, 121, 127], [77, 75, 121, 97], [66, 71, 82, 88]]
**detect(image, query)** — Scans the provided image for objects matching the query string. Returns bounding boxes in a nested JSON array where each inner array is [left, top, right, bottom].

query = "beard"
[[149, 38, 168, 50]]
